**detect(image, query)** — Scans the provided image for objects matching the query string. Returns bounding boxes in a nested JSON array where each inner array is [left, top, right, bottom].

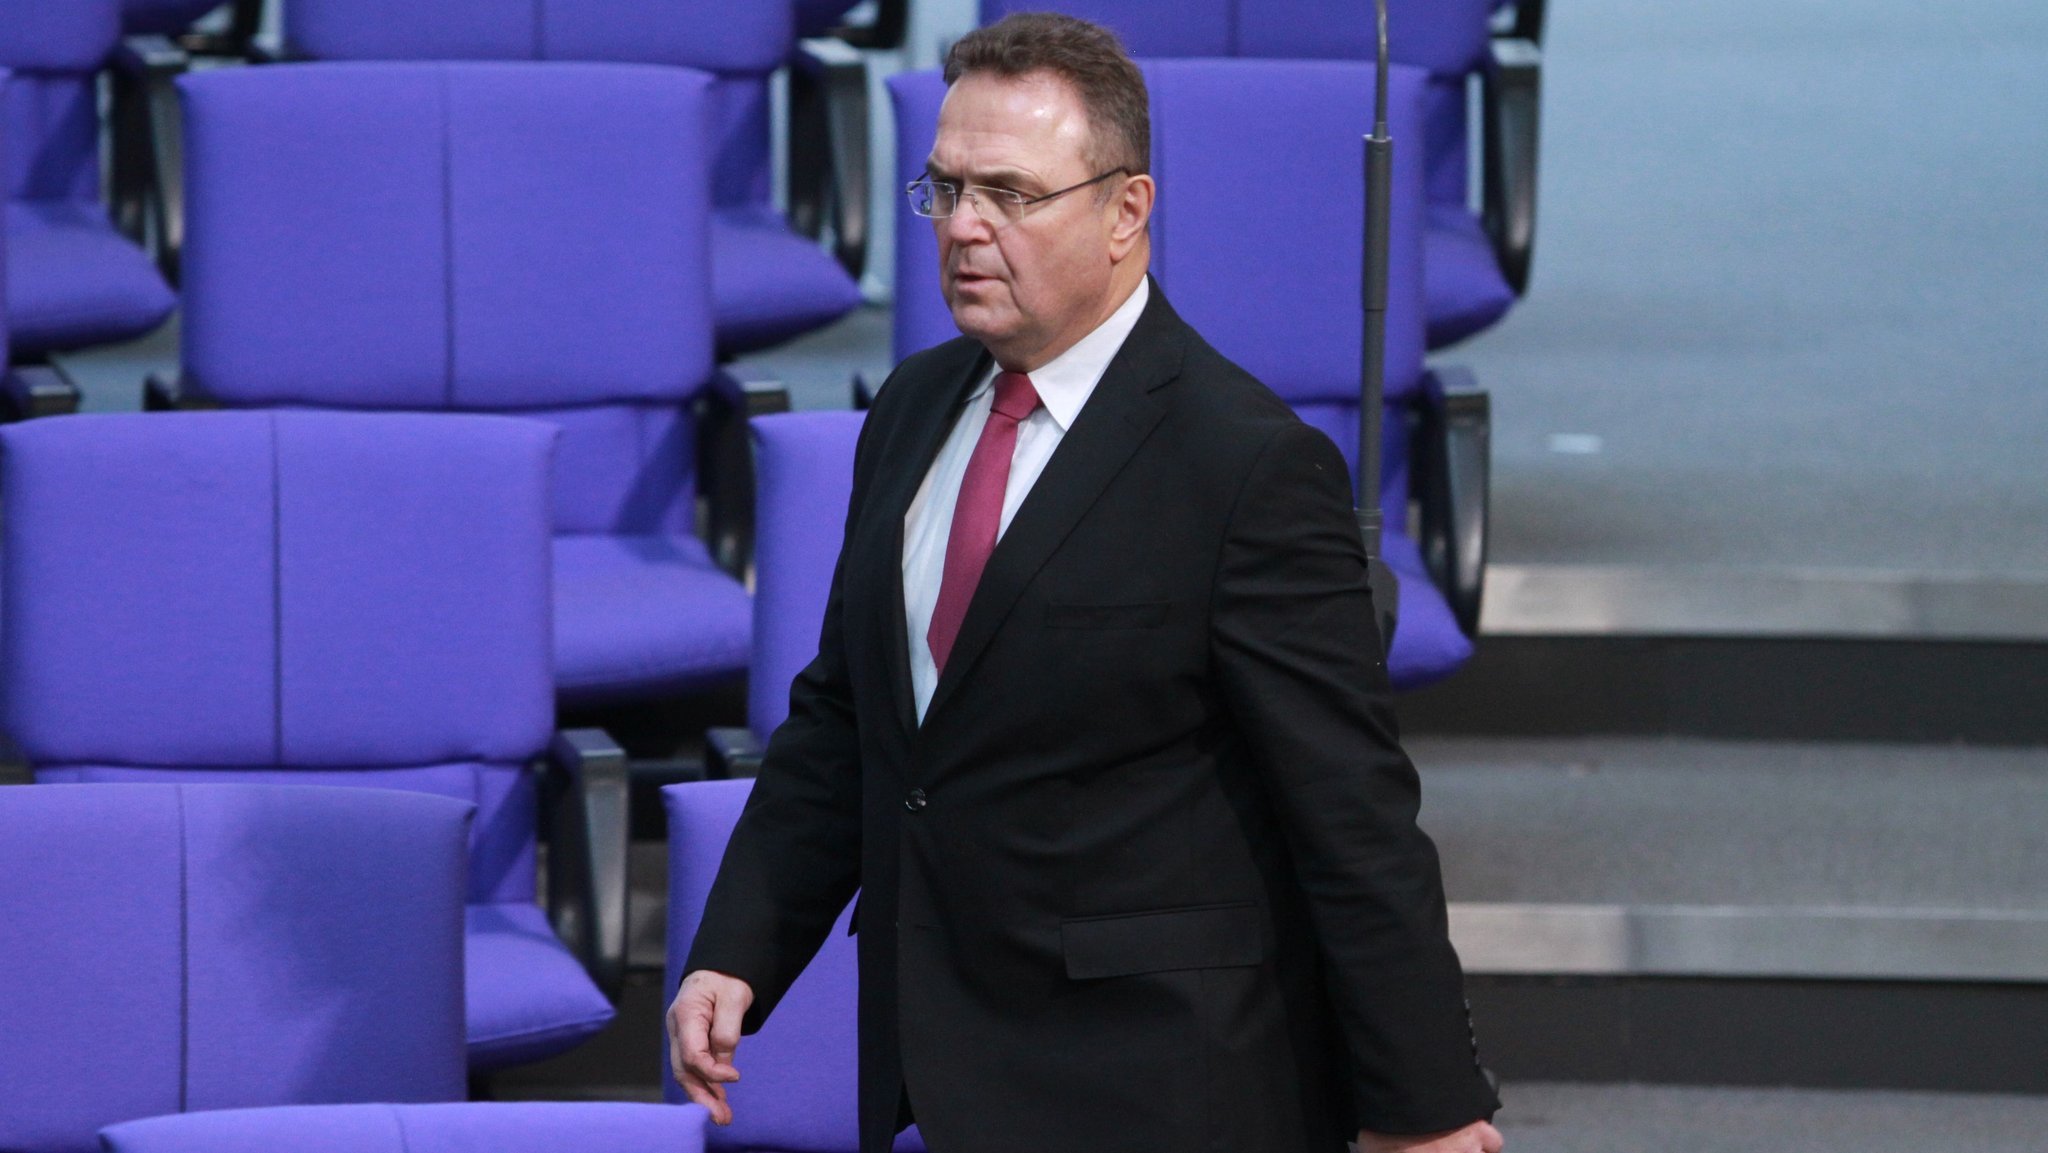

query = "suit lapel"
[[877, 346, 992, 739], [922, 286, 1187, 725]]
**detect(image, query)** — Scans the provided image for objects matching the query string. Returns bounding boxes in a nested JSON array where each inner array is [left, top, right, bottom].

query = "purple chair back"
[[748, 411, 866, 739], [102, 1103, 708, 1153], [980, 0, 1490, 73], [0, 783, 470, 1153], [1, 0, 117, 201], [665, 781, 926, 1152], [0, 411, 557, 905], [178, 62, 714, 538], [284, 0, 790, 210]]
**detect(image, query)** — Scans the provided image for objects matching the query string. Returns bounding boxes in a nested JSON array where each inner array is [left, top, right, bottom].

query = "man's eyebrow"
[[922, 160, 1042, 192]]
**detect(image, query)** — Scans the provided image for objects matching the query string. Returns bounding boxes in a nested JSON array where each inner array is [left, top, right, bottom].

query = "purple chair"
[[0, 0, 175, 366], [0, 410, 626, 1074], [889, 60, 1485, 686], [0, 782, 470, 1153], [666, 780, 925, 1152], [280, 0, 866, 356], [102, 1103, 708, 1153], [980, 0, 1541, 348], [165, 61, 753, 711]]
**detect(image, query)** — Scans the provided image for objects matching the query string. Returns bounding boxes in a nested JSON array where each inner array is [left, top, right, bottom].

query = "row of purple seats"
[[154, 62, 753, 713], [890, 59, 1486, 689], [981, 0, 1544, 349], [1, 411, 626, 1079]]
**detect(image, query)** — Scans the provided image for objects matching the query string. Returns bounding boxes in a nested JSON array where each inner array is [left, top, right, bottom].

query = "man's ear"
[[1107, 173, 1156, 261]]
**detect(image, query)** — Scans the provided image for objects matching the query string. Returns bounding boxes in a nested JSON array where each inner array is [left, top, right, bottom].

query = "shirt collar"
[[974, 277, 1150, 432]]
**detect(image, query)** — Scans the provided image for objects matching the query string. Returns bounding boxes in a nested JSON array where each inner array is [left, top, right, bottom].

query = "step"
[[1492, 1081, 2048, 1153], [1412, 735, 2048, 1092]]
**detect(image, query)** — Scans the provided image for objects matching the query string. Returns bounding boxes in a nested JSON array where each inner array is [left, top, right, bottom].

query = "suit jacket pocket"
[[1060, 901, 1265, 979], [1044, 600, 1171, 629]]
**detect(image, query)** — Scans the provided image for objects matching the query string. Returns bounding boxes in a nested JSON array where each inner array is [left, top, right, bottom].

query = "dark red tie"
[[927, 371, 1042, 675]]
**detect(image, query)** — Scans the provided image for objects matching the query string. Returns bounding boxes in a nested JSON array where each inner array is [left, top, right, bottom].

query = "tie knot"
[[990, 371, 1041, 423]]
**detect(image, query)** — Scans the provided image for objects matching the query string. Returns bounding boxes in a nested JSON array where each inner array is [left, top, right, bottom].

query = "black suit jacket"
[[687, 284, 1499, 1153]]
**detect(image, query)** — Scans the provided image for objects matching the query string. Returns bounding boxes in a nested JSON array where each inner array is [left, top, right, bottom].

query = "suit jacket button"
[[905, 788, 928, 812]]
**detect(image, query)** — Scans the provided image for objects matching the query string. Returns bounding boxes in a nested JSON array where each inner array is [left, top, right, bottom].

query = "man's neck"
[[996, 264, 1149, 374]]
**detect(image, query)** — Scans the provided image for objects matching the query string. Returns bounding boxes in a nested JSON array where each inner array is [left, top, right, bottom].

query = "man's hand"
[[1356, 1120, 1505, 1153], [667, 969, 755, 1126]]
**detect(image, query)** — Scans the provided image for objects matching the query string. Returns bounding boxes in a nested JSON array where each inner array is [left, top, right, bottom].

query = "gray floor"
[[1413, 736, 2048, 910], [1453, 0, 2048, 574], [1494, 1081, 2048, 1153]]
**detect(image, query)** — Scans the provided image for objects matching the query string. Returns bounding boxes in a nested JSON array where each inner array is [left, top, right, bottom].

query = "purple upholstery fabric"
[[1, 411, 555, 769], [1, 411, 614, 1069], [281, 0, 857, 352], [180, 63, 715, 410], [714, 205, 867, 355], [543, 401, 699, 537], [101, 1102, 709, 1153], [553, 534, 753, 705], [0, 0, 120, 72], [665, 782, 927, 1152], [1425, 203, 1516, 347], [0, 783, 469, 1153], [4, 200, 176, 354], [0, 16, 175, 353], [886, 71, 951, 362], [748, 412, 865, 738], [1237, 0, 1495, 74], [465, 903, 621, 1071], [38, 764, 539, 905], [177, 62, 753, 701], [1147, 58, 1428, 405], [981, 0, 1231, 56]]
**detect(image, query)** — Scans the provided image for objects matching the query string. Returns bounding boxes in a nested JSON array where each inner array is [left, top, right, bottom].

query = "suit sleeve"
[[1210, 421, 1499, 1134], [681, 398, 882, 1033]]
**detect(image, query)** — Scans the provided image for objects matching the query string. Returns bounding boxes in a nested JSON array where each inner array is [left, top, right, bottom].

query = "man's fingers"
[[709, 984, 748, 1072], [677, 1066, 733, 1126]]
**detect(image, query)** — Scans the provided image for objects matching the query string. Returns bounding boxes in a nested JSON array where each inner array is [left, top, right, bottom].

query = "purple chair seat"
[[101, 1102, 708, 1153], [466, 903, 620, 1071], [667, 781, 926, 1152], [0, 782, 470, 1153], [1424, 203, 1515, 349], [554, 533, 754, 705], [714, 205, 866, 356], [3, 200, 174, 353]]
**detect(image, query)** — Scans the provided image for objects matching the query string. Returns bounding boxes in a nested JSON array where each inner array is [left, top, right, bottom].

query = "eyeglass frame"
[[906, 168, 1129, 226]]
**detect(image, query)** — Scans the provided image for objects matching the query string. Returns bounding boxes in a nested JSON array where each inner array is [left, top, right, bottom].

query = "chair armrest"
[[826, 0, 907, 50], [1, 366, 83, 421], [1482, 36, 1542, 295], [541, 727, 631, 1000], [1411, 368, 1491, 637], [109, 35, 191, 283], [789, 38, 873, 280], [705, 726, 764, 779], [698, 372, 791, 580]]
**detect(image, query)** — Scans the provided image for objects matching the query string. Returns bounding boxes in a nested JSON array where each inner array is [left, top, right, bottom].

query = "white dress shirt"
[[902, 278, 1150, 722]]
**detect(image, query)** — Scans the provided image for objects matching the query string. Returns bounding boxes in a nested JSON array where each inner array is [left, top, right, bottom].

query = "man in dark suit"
[[669, 13, 1503, 1153]]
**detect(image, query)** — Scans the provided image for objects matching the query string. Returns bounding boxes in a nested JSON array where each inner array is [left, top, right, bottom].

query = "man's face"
[[928, 70, 1129, 370]]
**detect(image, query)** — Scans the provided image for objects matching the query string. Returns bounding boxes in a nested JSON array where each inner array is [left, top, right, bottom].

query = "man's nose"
[[943, 196, 995, 244]]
